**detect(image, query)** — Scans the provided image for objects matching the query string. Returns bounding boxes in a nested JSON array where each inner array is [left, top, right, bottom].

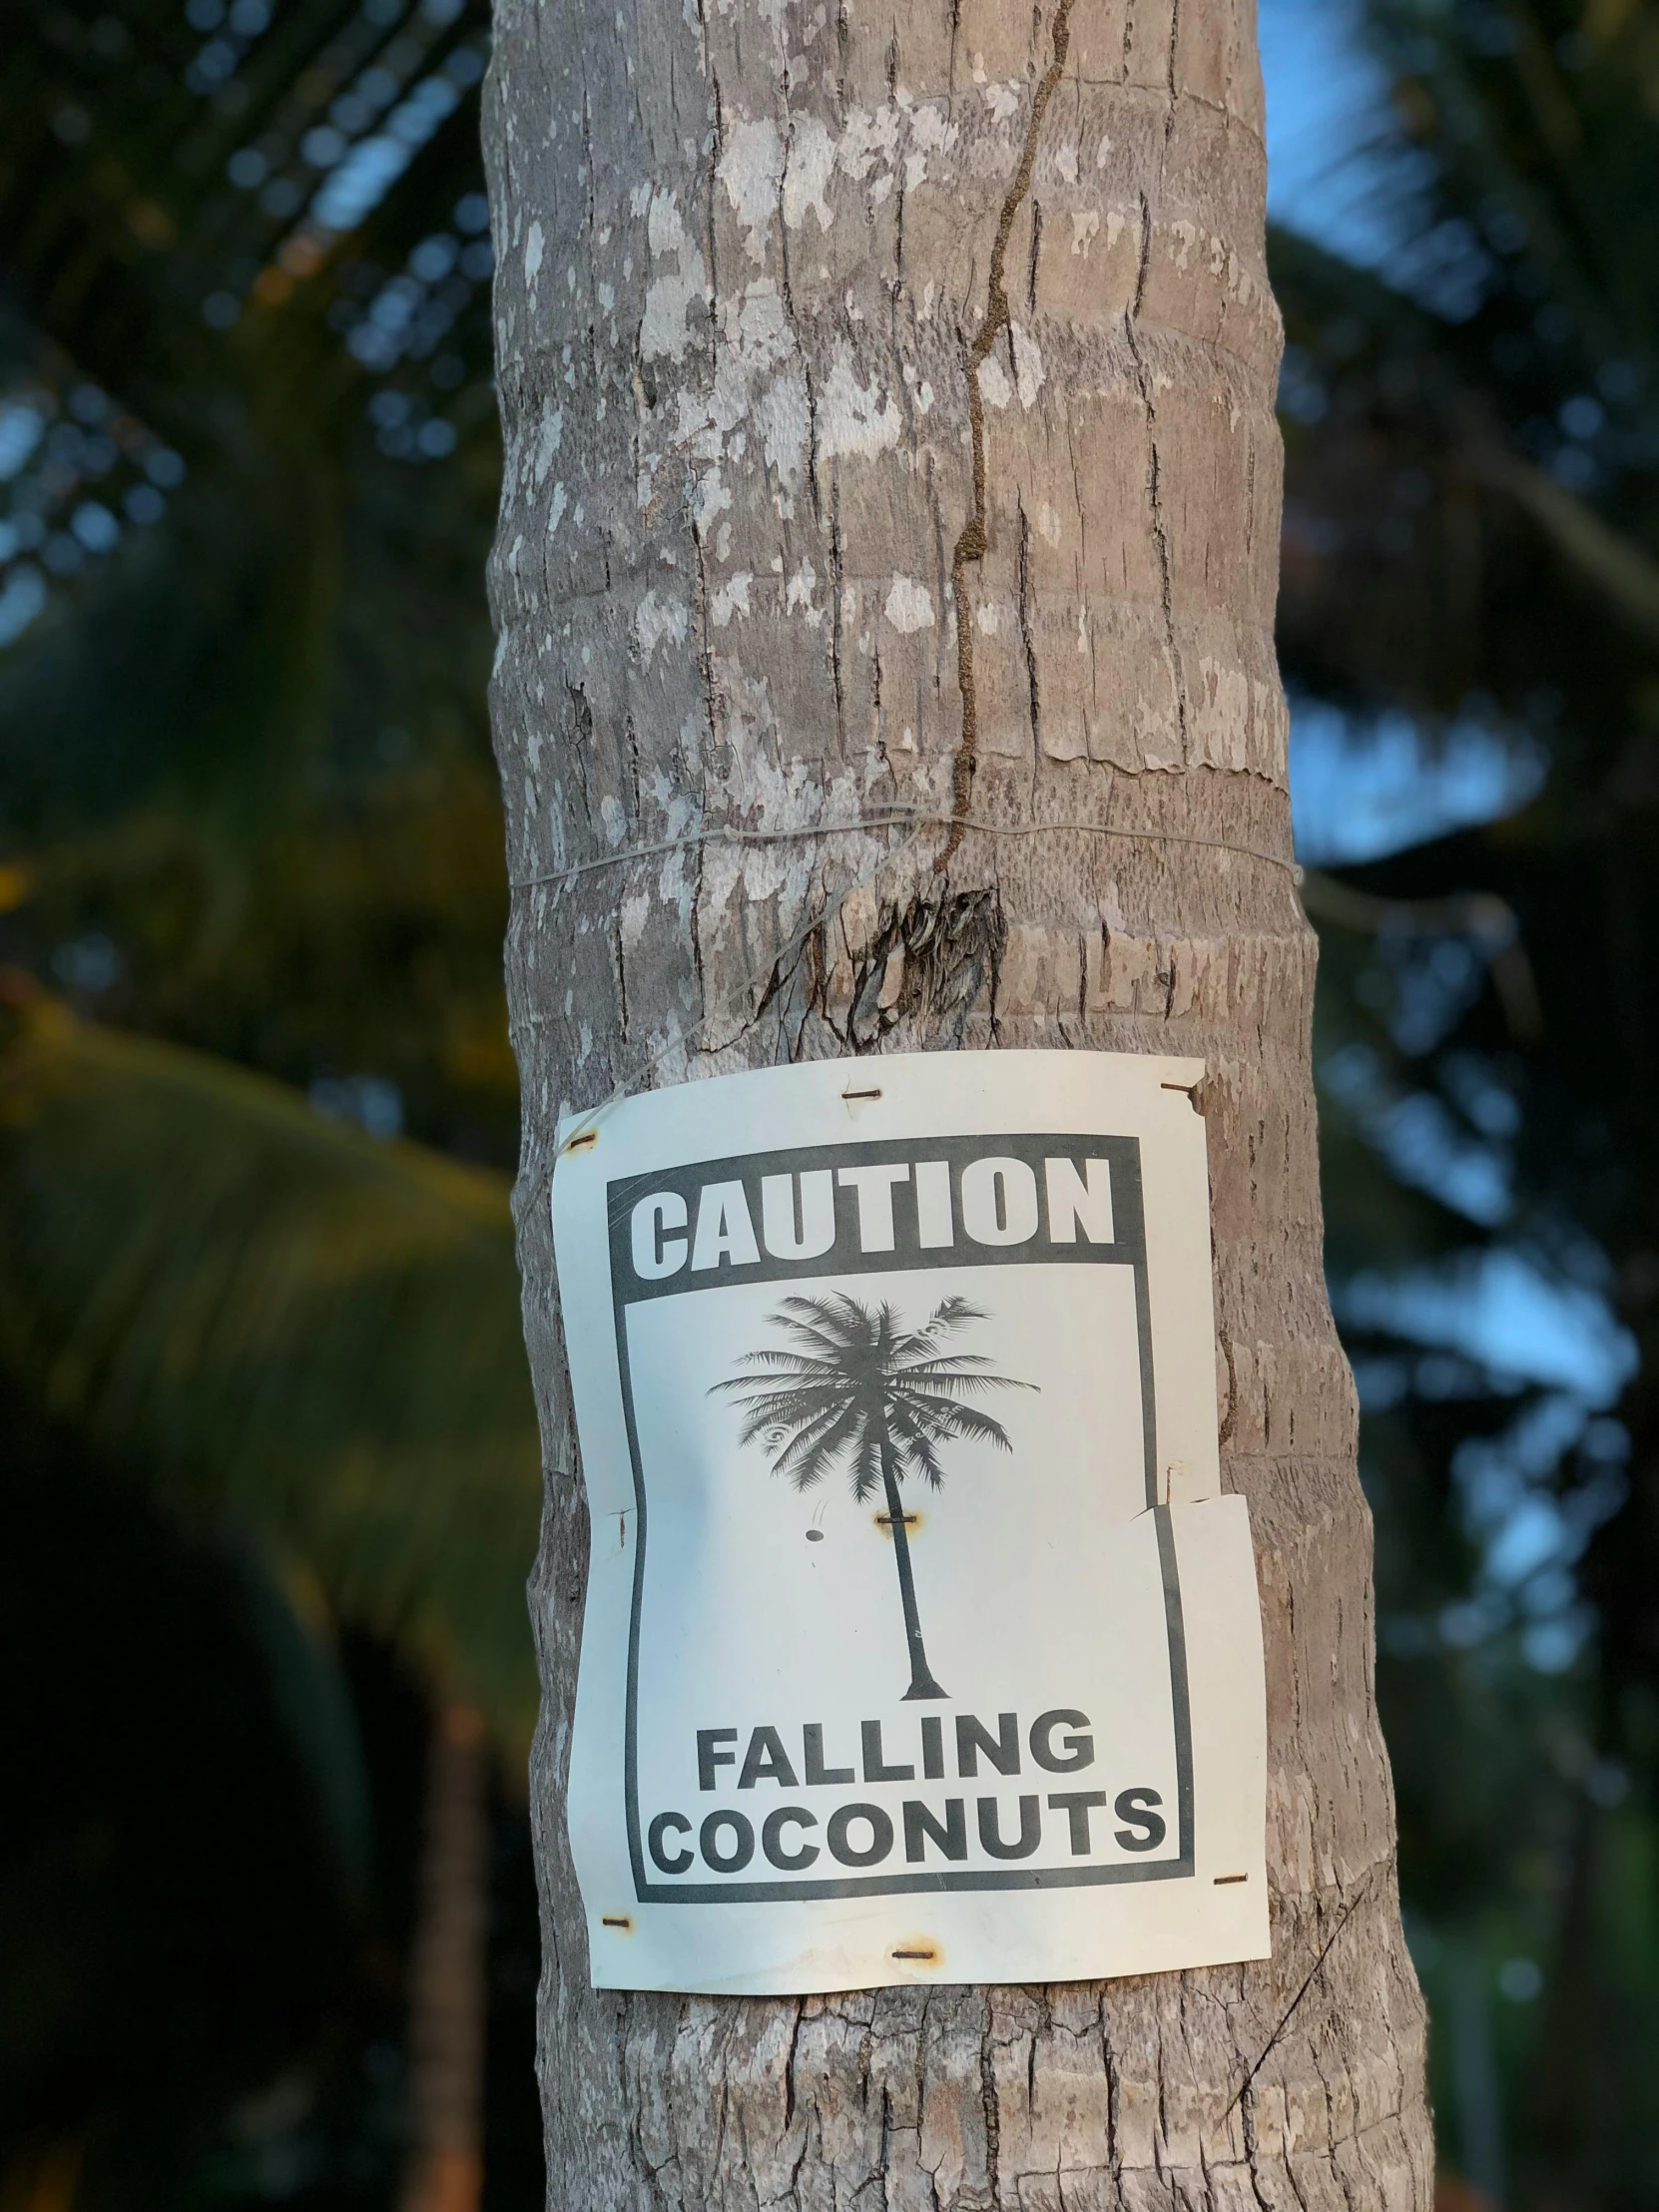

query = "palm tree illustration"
[[713, 1294, 1034, 1702]]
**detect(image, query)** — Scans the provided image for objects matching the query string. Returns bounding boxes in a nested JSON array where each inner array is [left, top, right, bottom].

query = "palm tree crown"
[[714, 1293, 1031, 1496], [713, 1293, 1033, 1701]]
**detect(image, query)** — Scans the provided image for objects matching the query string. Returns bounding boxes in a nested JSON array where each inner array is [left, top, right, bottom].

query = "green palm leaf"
[[0, 992, 540, 1752]]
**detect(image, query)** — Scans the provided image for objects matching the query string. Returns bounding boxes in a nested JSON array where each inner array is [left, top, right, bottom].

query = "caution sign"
[[553, 1052, 1267, 1995]]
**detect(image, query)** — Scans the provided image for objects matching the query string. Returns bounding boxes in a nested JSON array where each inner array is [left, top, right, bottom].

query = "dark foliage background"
[[1272, 7, 1659, 2202], [0, 0, 541, 2202], [5, 0, 1659, 2205]]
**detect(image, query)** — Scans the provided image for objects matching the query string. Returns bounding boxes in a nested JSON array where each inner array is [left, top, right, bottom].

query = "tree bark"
[[399, 1699, 488, 2212], [484, 1, 1434, 2204]]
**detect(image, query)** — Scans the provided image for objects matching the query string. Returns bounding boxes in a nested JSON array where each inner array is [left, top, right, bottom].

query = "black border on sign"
[[604, 1131, 1197, 1905]]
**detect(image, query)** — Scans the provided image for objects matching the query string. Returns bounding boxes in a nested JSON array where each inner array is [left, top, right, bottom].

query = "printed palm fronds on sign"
[[714, 1294, 1034, 1701]]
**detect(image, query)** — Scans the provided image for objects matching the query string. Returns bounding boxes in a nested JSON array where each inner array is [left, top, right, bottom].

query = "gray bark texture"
[[482, 1, 1436, 2204]]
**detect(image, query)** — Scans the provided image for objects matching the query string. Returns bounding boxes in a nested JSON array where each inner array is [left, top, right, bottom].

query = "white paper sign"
[[553, 1051, 1268, 1994]]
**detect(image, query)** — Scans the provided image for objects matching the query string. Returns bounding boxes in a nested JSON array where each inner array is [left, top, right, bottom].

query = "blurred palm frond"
[[0, 989, 540, 1752]]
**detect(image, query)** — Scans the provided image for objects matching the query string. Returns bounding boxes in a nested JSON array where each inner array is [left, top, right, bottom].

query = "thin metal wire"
[[536, 808, 1302, 1153], [550, 818, 936, 1151], [511, 809, 1303, 898]]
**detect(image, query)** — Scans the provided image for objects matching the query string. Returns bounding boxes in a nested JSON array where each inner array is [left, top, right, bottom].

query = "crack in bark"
[[624, 710, 644, 826], [783, 1996, 807, 2136], [777, 143, 821, 531], [1127, 191, 1190, 756], [1016, 492, 1040, 763], [611, 900, 630, 1047], [828, 484, 847, 744], [940, 0, 1073, 871], [1219, 1332, 1240, 1448], [978, 2011, 1002, 2206], [1225, 1865, 1382, 2123]]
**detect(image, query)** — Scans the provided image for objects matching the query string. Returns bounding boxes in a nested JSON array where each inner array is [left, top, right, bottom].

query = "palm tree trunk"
[[398, 1698, 487, 2212], [876, 1436, 947, 1701], [486, 0, 1433, 2202]]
